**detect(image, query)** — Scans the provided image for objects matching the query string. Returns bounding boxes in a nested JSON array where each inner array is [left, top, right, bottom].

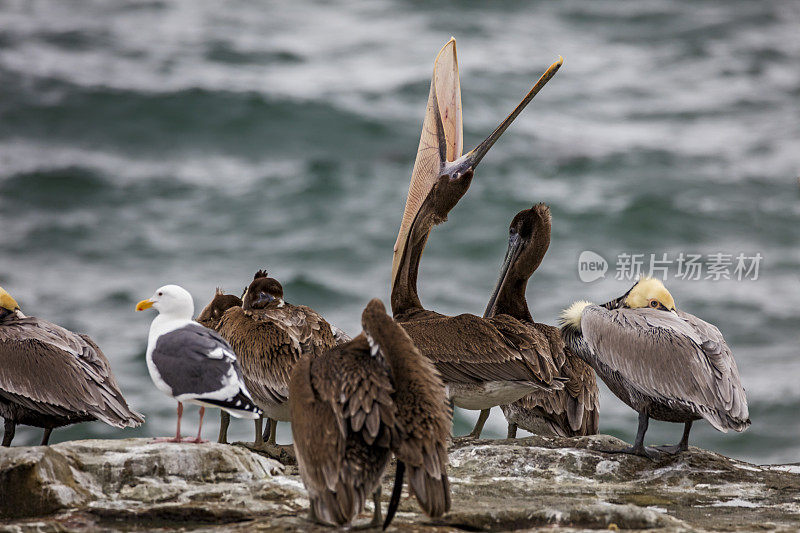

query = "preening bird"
[[136, 284, 261, 443], [290, 298, 450, 528], [560, 277, 750, 458], [213, 270, 349, 447], [0, 286, 143, 446]]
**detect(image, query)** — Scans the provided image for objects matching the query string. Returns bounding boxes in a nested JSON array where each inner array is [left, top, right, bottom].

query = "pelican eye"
[[158, 291, 163, 296], [648, 299, 659, 309]]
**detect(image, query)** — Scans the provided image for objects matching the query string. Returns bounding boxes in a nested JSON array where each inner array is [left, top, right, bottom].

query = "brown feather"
[[215, 302, 338, 418], [290, 299, 450, 526], [0, 314, 143, 435]]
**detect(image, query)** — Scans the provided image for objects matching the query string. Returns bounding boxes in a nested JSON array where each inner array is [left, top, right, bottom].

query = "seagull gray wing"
[[151, 323, 243, 400], [581, 306, 749, 431]]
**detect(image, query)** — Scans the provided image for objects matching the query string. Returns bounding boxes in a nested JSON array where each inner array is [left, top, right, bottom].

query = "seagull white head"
[[135, 284, 194, 319]]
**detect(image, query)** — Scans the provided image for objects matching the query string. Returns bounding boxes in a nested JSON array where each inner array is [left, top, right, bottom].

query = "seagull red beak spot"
[[136, 299, 154, 311]]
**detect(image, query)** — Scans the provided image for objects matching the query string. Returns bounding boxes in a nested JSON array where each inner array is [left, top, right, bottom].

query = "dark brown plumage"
[[391, 167, 564, 421], [196, 288, 246, 443], [290, 298, 450, 528], [0, 287, 143, 446], [196, 289, 242, 330], [479, 204, 599, 439], [212, 271, 348, 445], [390, 42, 564, 429]]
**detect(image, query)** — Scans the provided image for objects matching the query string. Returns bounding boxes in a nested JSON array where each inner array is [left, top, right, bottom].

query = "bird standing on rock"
[[560, 277, 749, 458], [0, 286, 143, 446], [477, 204, 600, 440], [290, 298, 450, 528], [136, 284, 261, 443], [213, 270, 349, 449], [196, 288, 246, 443], [391, 38, 566, 434]]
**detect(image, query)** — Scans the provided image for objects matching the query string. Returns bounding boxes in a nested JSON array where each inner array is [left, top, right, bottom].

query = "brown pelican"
[[196, 289, 242, 330], [473, 204, 599, 439], [196, 288, 246, 443], [0, 286, 143, 446], [391, 38, 565, 430], [560, 277, 750, 458], [214, 270, 349, 448], [136, 285, 262, 442], [290, 298, 450, 528]]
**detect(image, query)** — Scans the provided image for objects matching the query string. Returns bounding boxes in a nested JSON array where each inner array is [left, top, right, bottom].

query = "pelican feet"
[[601, 444, 663, 461], [452, 435, 479, 446], [352, 488, 383, 530], [651, 443, 689, 455]]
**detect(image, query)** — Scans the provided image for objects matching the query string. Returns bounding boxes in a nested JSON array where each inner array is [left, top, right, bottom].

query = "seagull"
[[136, 284, 261, 443]]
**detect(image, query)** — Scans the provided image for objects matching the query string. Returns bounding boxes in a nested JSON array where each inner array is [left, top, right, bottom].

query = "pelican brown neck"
[[484, 209, 552, 321], [390, 204, 431, 316], [390, 173, 474, 316], [484, 233, 531, 321]]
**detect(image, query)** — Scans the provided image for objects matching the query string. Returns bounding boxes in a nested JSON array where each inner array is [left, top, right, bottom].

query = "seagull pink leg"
[[188, 407, 208, 443], [153, 402, 186, 443]]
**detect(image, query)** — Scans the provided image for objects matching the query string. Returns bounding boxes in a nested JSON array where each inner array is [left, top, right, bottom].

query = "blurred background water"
[[0, 0, 798, 464]]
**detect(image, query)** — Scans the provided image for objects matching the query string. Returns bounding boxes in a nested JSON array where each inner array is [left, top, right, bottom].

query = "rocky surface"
[[1, 435, 799, 532]]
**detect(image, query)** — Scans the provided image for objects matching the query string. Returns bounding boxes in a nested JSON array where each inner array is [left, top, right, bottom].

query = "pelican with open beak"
[[391, 38, 565, 431], [392, 38, 562, 291]]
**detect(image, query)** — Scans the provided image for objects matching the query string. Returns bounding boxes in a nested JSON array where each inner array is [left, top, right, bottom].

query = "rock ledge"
[[1, 435, 798, 532]]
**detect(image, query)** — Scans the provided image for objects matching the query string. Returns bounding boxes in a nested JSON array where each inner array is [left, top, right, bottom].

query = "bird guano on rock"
[[560, 277, 750, 458], [0, 286, 143, 446], [136, 284, 261, 443]]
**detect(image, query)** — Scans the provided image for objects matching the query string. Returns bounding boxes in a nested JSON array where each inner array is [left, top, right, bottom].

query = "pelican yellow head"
[[624, 277, 676, 311], [0, 286, 20, 312]]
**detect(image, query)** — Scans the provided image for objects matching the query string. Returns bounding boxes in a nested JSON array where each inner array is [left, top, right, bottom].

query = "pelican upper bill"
[[390, 38, 566, 417], [290, 298, 450, 528], [560, 277, 750, 458], [0, 286, 143, 446]]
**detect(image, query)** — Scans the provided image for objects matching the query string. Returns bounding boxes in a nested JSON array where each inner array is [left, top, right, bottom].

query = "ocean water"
[[1, 0, 798, 464]]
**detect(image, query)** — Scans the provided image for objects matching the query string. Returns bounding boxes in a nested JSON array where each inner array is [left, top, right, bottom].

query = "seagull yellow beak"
[[135, 299, 154, 311]]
